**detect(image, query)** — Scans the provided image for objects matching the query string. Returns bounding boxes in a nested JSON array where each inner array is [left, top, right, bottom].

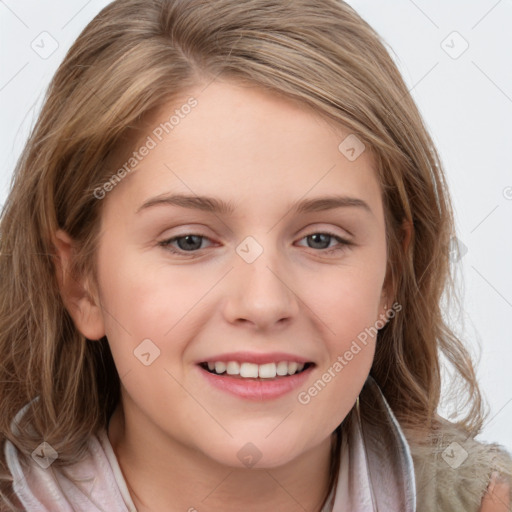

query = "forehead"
[[103, 79, 382, 218]]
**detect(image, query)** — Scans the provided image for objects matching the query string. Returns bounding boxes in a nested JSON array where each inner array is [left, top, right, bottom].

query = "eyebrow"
[[136, 193, 373, 216]]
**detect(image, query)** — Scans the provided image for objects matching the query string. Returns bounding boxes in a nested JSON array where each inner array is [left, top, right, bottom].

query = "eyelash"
[[158, 231, 353, 257]]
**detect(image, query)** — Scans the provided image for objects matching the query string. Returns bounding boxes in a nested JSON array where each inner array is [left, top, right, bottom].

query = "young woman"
[[1, 1, 511, 510]]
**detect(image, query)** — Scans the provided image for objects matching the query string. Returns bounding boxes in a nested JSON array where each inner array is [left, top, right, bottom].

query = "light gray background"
[[1, 1, 511, 451]]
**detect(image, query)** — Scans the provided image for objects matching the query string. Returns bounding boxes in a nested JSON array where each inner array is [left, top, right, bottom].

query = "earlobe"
[[53, 230, 106, 341], [379, 292, 391, 325]]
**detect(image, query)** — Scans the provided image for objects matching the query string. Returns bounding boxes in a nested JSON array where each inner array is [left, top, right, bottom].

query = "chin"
[[203, 437, 310, 470]]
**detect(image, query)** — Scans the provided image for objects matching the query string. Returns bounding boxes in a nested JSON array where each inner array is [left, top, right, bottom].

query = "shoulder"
[[4, 426, 131, 511], [403, 419, 512, 512]]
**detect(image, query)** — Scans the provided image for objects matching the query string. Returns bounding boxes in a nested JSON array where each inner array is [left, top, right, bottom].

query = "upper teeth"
[[207, 361, 306, 378]]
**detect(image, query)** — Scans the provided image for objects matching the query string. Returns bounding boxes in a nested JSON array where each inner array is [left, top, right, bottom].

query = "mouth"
[[198, 361, 315, 380], [196, 360, 316, 401]]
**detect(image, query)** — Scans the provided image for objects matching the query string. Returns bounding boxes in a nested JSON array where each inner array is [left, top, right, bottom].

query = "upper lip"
[[197, 351, 314, 365]]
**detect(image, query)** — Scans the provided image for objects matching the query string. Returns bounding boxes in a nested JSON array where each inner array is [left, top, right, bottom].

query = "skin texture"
[[55, 79, 396, 511], [480, 473, 511, 512]]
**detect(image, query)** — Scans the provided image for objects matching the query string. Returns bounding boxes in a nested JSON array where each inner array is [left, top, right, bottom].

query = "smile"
[[200, 361, 313, 379], [196, 361, 316, 401]]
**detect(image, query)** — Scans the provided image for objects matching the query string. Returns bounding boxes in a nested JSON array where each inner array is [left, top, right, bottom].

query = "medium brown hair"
[[0, 0, 484, 509]]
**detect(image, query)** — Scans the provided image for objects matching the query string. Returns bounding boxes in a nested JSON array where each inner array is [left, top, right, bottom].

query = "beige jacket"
[[346, 375, 512, 512], [408, 419, 512, 511]]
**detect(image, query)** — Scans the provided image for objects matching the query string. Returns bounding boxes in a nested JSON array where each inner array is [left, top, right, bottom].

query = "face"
[[89, 79, 390, 468]]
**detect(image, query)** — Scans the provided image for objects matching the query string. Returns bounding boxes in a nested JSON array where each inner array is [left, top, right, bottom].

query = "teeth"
[[288, 362, 298, 375], [258, 363, 276, 379], [276, 361, 288, 376], [214, 362, 226, 374], [205, 360, 308, 378], [226, 361, 240, 375], [240, 362, 259, 378]]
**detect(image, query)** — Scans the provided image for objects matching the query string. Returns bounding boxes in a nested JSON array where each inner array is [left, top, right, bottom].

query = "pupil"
[[309, 233, 330, 249], [179, 235, 202, 251]]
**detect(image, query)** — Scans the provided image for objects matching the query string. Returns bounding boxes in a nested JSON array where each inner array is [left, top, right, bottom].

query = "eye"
[[159, 231, 352, 256], [159, 234, 213, 255], [296, 232, 353, 254]]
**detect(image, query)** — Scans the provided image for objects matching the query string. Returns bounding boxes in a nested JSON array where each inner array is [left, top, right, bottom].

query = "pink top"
[[5, 426, 137, 512]]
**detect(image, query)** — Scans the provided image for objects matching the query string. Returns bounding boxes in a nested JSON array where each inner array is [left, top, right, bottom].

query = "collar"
[[324, 375, 417, 512]]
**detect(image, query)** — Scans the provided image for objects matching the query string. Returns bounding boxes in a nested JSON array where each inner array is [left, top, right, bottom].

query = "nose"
[[223, 246, 300, 330]]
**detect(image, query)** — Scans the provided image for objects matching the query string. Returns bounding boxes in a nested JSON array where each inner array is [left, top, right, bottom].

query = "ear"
[[53, 229, 106, 341]]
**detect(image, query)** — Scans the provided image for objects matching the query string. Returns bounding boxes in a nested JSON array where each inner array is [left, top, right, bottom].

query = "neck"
[[107, 402, 337, 512]]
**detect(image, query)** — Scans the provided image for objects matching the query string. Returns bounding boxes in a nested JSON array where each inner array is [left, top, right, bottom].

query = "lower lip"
[[197, 365, 315, 401]]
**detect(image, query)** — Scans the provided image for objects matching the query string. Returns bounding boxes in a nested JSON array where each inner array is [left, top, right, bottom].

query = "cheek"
[[302, 261, 384, 400], [95, 246, 218, 374], [95, 256, 196, 423], [296, 269, 381, 434], [308, 262, 386, 335]]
